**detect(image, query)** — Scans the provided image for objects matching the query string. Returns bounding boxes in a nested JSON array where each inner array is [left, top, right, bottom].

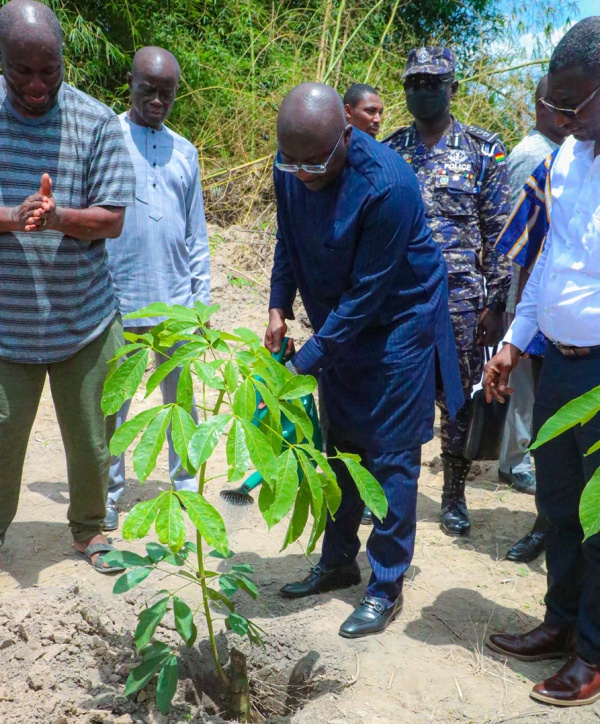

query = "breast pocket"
[[432, 175, 478, 218]]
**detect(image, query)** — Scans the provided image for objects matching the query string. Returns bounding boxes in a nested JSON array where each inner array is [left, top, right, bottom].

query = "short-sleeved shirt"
[[0, 81, 135, 363], [106, 114, 210, 328]]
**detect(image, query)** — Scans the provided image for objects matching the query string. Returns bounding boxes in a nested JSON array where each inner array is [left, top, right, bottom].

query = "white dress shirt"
[[106, 114, 210, 327], [505, 135, 600, 350]]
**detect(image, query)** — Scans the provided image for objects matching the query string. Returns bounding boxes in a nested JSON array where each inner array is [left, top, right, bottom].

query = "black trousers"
[[532, 343, 600, 664]]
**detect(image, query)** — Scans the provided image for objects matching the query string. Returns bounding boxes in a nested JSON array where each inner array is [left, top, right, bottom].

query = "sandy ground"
[[0, 228, 596, 724]]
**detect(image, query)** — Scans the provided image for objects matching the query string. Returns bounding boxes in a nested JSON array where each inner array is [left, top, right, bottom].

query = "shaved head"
[[132, 46, 180, 82], [128, 46, 181, 130], [0, 0, 62, 51], [278, 82, 345, 144], [277, 83, 351, 191]]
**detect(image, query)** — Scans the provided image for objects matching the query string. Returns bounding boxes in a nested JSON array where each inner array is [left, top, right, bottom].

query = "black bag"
[[463, 348, 511, 461]]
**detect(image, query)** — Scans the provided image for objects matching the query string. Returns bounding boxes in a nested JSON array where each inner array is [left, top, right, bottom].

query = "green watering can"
[[220, 337, 322, 506]]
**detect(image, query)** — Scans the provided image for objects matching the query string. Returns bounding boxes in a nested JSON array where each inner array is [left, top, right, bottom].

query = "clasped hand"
[[12, 173, 57, 232]]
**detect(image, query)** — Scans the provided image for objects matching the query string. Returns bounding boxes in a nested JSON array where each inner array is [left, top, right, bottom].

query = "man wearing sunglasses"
[[265, 82, 462, 638], [484, 17, 600, 707], [386, 47, 511, 538]]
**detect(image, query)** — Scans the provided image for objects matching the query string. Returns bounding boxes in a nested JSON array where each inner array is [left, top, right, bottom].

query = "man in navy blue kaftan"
[[265, 83, 462, 638]]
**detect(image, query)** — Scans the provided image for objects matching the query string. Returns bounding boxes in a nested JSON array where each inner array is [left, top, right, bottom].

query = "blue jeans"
[[108, 329, 198, 503], [533, 343, 600, 664], [320, 430, 420, 603]]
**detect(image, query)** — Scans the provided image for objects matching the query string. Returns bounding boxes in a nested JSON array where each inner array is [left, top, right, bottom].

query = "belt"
[[552, 341, 600, 357]]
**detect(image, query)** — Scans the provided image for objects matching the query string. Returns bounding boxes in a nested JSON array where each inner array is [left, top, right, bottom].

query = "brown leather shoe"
[[487, 623, 576, 661], [530, 654, 600, 706]]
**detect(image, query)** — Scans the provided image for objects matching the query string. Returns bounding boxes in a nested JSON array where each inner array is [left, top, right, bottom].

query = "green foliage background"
[[7, 0, 579, 220]]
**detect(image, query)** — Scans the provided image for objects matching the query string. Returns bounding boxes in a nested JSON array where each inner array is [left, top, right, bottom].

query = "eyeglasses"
[[275, 126, 348, 174], [403, 76, 454, 92], [540, 83, 600, 119]]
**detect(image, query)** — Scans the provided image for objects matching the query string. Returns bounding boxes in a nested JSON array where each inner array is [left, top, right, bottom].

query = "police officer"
[[386, 47, 511, 537]]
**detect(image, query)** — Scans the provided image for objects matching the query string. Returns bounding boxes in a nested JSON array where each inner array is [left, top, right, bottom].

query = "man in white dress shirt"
[[483, 18, 600, 707], [104, 47, 210, 530]]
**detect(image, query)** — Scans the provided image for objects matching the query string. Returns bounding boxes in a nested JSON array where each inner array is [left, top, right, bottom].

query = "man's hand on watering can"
[[265, 308, 295, 357]]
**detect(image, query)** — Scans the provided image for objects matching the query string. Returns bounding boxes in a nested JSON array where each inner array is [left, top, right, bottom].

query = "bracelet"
[[285, 360, 299, 375]]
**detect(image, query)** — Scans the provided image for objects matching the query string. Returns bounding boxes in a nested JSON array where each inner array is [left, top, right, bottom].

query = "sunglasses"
[[275, 127, 349, 174], [540, 83, 600, 119]]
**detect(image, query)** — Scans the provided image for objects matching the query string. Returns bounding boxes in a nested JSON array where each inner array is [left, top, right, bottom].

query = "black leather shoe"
[[498, 469, 536, 495], [361, 507, 374, 526], [506, 532, 545, 562], [280, 561, 361, 599], [339, 594, 403, 638], [102, 500, 119, 531]]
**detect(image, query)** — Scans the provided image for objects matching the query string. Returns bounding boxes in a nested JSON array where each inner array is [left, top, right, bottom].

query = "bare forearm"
[[0, 207, 20, 233], [49, 206, 125, 241]]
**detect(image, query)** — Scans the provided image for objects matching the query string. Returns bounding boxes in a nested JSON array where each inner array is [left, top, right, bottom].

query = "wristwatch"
[[285, 360, 299, 375]]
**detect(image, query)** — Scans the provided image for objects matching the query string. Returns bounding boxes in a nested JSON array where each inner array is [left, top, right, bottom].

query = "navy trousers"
[[319, 429, 420, 603], [533, 343, 600, 665]]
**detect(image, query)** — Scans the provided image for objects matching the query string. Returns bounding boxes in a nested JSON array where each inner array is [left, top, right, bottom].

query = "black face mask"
[[406, 88, 449, 121]]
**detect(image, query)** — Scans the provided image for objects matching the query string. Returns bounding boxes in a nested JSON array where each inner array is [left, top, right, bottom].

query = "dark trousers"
[[319, 429, 421, 603], [532, 343, 600, 664]]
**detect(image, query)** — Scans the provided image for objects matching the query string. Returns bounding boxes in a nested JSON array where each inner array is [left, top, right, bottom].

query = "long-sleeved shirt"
[[385, 117, 512, 313], [505, 135, 600, 351], [270, 128, 462, 452], [106, 113, 210, 328]]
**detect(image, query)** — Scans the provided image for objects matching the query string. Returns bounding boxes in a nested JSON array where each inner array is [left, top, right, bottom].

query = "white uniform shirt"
[[505, 135, 600, 350]]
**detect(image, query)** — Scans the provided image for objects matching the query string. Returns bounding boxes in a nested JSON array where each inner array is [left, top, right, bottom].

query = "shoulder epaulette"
[[461, 123, 501, 146], [381, 126, 410, 144]]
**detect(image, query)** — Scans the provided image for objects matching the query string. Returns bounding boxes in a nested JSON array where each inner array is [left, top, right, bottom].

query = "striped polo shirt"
[[0, 81, 135, 363]]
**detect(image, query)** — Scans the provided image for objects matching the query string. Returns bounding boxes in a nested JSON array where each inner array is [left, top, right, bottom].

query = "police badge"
[[416, 48, 430, 64]]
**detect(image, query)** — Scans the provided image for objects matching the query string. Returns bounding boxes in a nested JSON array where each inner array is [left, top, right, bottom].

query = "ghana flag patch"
[[494, 150, 506, 163]]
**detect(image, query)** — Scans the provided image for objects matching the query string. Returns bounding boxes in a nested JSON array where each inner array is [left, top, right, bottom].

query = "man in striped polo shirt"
[[0, 1, 135, 572]]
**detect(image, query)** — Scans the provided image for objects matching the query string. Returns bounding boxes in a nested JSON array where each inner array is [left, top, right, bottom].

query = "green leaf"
[[219, 573, 239, 597], [113, 566, 153, 594], [171, 406, 197, 475], [188, 414, 231, 468], [231, 563, 254, 574], [101, 550, 150, 568], [145, 343, 205, 398], [339, 455, 388, 522], [587, 439, 600, 456], [109, 342, 146, 361], [227, 612, 249, 636], [580, 466, 600, 541], [306, 498, 328, 556], [260, 409, 283, 456], [208, 548, 235, 559], [176, 362, 194, 413], [123, 647, 171, 696], [194, 301, 221, 324], [146, 542, 169, 563], [156, 656, 179, 715], [252, 378, 281, 417], [176, 491, 229, 556], [233, 378, 256, 419], [193, 360, 225, 390], [239, 419, 278, 484], [262, 448, 299, 529], [173, 596, 197, 646], [206, 587, 234, 611], [226, 419, 250, 482], [297, 450, 324, 514], [258, 477, 274, 518], [233, 327, 261, 349], [110, 407, 167, 458], [132, 407, 172, 482], [102, 349, 150, 415], [298, 444, 337, 483], [280, 400, 313, 442], [234, 574, 259, 599], [125, 302, 198, 324], [318, 473, 341, 518], [278, 374, 318, 400], [223, 360, 238, 393], [156, 492, 186, 553], [135, 596, 169, 650], [123, 496, 165, 540], [531, 385, 600, 449], [281, 478, 311, 551]]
